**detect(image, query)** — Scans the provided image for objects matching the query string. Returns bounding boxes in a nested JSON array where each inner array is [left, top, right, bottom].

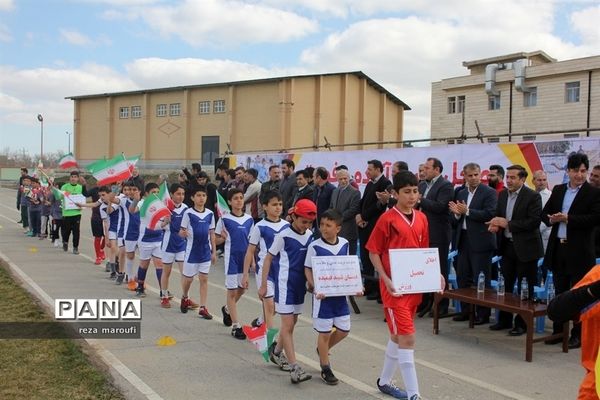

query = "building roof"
[[66, 71, 411, 110], [462, 50, 556, 68]]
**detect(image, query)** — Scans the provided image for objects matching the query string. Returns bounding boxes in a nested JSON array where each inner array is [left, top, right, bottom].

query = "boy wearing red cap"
[[259, 198, 316, 384], [366, 171, 441, 400]]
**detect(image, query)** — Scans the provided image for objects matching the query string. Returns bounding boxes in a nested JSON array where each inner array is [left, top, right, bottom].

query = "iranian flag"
[[58, 153, 78, 169], [216, 191, 230, 217], [158, 181, 175, 211], [51, 186, 63, 200], [242, 324, 278, 362], [87, 154, 139, 186], [139, 193, 171, 230]]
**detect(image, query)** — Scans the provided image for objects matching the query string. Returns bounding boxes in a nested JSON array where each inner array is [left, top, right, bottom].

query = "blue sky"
[[1, 0, 599, 159]]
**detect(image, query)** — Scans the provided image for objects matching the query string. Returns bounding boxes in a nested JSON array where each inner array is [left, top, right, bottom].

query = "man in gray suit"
[[330, 168, 361, 255]]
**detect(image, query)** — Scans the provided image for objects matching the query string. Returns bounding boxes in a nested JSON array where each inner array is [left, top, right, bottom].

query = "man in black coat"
[[330, 168, 360, 255], [313, 167, 335, 237], [417, 157, 454, 316], [449, 163, 497, 324], [279, 159, 296, 216], [487, 165, 544, 336], [541, 153, 600, 348], [356, 160, 391, 300]]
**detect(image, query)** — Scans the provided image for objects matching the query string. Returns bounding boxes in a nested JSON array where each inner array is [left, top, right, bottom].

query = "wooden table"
[[433, 288, 568, 362]]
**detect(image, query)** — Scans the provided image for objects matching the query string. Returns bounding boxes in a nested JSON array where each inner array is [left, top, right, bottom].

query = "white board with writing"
[[389, 248, 441, 294], [63, 194, 87, 210], [312, 255, 363, 297]]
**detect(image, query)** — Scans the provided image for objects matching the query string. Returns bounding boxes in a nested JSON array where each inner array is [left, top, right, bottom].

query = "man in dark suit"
[[487, 165, 544, 336], [417, 157, 454, 317], [291, 169, 314, 207], [330, 168, 361, 255], [541, 153, 600, 348], [313, 167, 336, 237], [279, 159, 296, 216], [356, 160, 391, 300], [449, 163, 497, 324]]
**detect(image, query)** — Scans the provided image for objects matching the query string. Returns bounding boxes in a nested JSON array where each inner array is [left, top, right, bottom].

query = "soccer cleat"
[[187, 298, 199, 310], [290, 365, 312, 384], [160, 297, 171, 308], [320, 368, 339, 385], [115, 274, 125, 285], [127, 280, 137, 291], [377, 379, 408, 399], [108, 272, 117, 280], [221, 306, 232, 327], [231, 327, 246, 340], [73, 247, 79, 255], [26, 231, 34, 237], [180, 297, 191, 313], [409, 395, 422, 400], [268, 342, 292, 371], [94, 258, 102, 265], [135, 287, 146, 297], [251, 317, 263, 328], [198, 306, 213, 320], [166, 291, 174, 300]]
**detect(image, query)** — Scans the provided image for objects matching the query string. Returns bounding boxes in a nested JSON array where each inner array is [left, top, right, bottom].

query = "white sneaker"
[[53, 241, 60, 247], [290, 365, 312, 384]]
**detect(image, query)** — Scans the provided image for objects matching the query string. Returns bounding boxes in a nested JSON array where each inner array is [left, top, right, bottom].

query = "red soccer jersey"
[[365, 206, 430, 309]]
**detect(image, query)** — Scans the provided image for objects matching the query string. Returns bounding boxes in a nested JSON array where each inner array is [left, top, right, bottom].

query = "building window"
[[156, 104, 167, 117], [201, 136, 220, 165], [447, 97, 456, 114], [170, 103, 181, 116], [565, 82, 580, 103], [131, 106, 142, 118], [119, 107, 129, 119], [213, 100, 225, 113], [457, 96, 465, 113], [199, 101, 210, 114], [488, 93, 501, 110], [523, 88, 537, 107]]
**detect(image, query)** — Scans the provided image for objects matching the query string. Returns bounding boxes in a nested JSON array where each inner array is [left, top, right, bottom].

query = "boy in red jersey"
[[366, 170, 444, 400]]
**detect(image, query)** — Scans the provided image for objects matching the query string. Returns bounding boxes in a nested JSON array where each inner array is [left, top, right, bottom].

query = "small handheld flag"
[[58, 153, 78, 169], [216, 191, 230, 217], [242, 324, 278, 362], [159, 181, 175, 211], [139, 193, 171, 230], [87, 154, 139, 185]]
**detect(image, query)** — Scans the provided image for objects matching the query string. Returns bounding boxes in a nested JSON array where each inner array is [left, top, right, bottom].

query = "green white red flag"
[[87, 154, 139, 186], [139, 193, 171, 230], [58, 153, 78, 169], [242, 324, 278, 362], [216, 191, 230, 217], [158, 181, 175, 211]]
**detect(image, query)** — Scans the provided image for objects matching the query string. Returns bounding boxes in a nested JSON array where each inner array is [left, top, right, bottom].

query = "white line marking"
[[0, 250, 165, 400]]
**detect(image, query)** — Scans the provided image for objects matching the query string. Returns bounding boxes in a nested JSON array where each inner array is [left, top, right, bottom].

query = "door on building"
[[201, 136, 219, 166]]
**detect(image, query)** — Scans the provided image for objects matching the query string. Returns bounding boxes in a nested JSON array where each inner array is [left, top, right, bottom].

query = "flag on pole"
[[51, 186, 63, 200], [216, 191, 230, 217], [158, 181, 175, 211], [87, 154, 139, 186], [58, 153, 78, 169], [139, 194, 171, 230], [242, 325, 279, 362], [39, 175, 48, 187]]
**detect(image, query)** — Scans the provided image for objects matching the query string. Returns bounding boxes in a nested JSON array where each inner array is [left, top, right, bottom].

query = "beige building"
[[67, 72, 410, 167], [431, 51, 600, 143]]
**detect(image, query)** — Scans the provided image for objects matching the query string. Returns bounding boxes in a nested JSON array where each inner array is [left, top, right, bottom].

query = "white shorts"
[[108, 231, 117, 240], [256, 274, 275, 298], [125, 240, 138, 253], [225, 273, 244, 290], [275, 303, 303, 315], [138, 241, 162, 260], [118, 238, 124, 247], [313, 315, 351, 333], [161, 251, 185, 264], [183, 261, 211, 277]]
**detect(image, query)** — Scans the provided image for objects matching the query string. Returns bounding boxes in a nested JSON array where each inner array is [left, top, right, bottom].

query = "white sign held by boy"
[[389, 248, 442, 294], [312, 255, 363, 297]]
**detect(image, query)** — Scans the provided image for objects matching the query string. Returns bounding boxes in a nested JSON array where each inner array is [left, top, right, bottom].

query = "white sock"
[[126, 259, 134, 281], [397, 348, 419, 398], [378, 340, 398, 386]]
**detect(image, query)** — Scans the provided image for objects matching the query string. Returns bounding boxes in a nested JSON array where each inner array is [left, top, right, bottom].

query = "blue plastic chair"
[[447, 250, 460, 312]]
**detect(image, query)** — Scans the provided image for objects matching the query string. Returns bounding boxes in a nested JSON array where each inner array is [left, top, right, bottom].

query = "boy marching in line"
[[119, 182, 141, 286], [130, 183, 165, 297], [366, 171, 444, 400], [105, 182, 128, 281], [159, 183, 190, 308], [179, 186, 216, 319], [305, 209, 362, 385], [49, 181, 63, 247], [242, 191, 289, 331], [259, 199, 316, 384], [19, 175, 31, 234], [215, 188, 254, 339]]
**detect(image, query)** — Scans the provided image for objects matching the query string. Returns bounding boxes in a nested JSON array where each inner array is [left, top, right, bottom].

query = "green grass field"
[[0, 260, 125, 400]]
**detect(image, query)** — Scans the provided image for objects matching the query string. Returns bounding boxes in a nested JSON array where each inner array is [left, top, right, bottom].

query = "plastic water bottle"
[[520, 278, 529, 301], [497, 273, 505, 296], [477, 271, 485, 294]]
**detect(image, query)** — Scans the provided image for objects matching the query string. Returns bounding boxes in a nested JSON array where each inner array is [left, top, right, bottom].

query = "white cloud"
[[0, 23, 11, 42], [0, 0, 14, 12], [570, 5, 600, 45], [139, 0, 319, 46], [60, 29, 92, 46]]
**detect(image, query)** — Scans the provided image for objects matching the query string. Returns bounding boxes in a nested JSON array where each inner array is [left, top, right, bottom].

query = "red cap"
[[289, 199, 317, 220]]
